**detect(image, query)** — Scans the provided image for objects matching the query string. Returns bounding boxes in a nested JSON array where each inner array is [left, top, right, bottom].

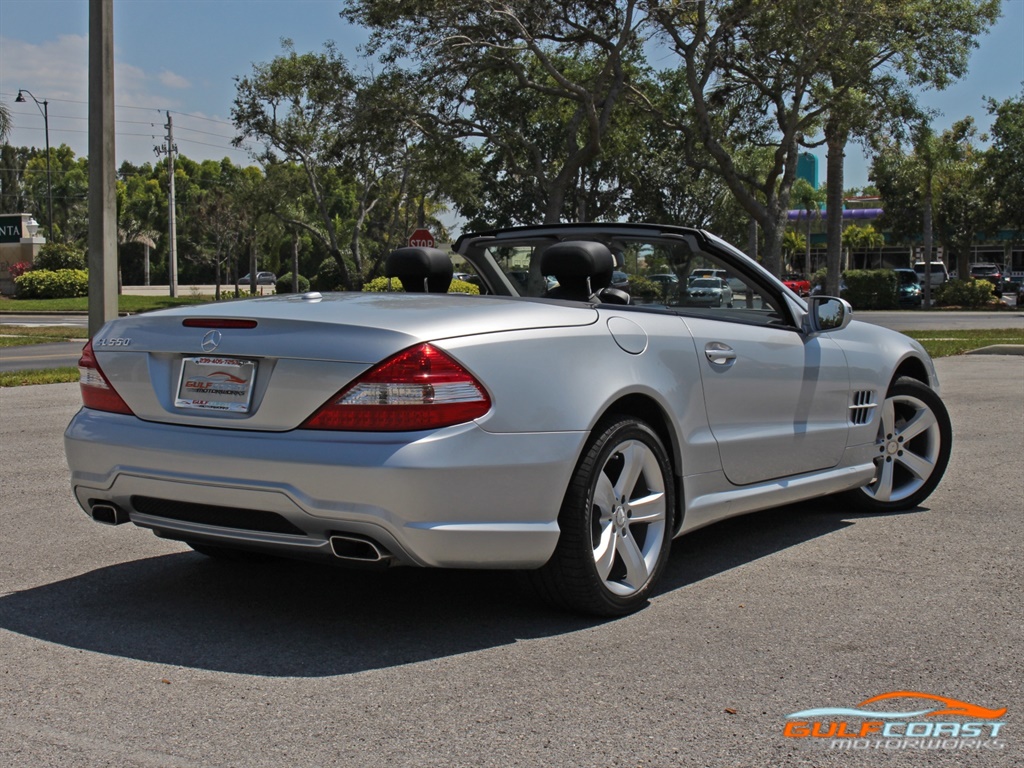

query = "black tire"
[[532, 416, 675, 616], [185, 541, 277, 563], [844, 376, 952, 512]]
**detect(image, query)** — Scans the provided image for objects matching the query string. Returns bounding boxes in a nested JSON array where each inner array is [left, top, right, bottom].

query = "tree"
[[0, 101, 11, 143], [233, 41, 360, 289], [986, 90, 1024, 239], [872, 119, 989, 302], [345, 0, 647, 269], [841, 224, 885, 269], [790, 177, 825, 278], [643, 0, 999, 279], [812, 0, 998, 295], [645, 0, 850, 276], [23, 145, 89, 245]]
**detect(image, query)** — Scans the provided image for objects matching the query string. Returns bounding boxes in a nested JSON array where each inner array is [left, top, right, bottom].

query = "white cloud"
[[158, 70, 191, 90]]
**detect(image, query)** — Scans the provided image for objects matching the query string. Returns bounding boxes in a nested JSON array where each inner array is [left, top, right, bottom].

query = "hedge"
[[274, 273, 310, 294], [934, 279, 996, 308], [14, 269, 89, 299], [843, 269, 898, 310], [362, 276, 480, 295]]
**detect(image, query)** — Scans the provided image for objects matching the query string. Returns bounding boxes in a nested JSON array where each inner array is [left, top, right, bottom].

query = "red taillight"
[[300, 343, 491, 432], [78, 339, 134, 415]]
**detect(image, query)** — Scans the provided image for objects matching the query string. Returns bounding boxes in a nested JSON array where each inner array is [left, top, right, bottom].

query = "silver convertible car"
[[65, 223, 952, 615]]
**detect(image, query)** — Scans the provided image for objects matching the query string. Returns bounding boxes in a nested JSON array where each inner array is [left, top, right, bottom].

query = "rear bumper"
[[65, 409, 584, 569]]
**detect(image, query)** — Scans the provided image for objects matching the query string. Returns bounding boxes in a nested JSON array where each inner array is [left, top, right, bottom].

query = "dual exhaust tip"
[[88, 502, 391, 564], [89, 502, 131, 526], [329, 534, 391, 563]]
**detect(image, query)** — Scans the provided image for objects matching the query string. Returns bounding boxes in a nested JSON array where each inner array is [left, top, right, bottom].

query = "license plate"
[[175, 356, 256, 412]]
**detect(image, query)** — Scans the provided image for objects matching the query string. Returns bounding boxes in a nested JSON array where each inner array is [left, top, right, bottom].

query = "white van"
[[913, 261, 949, 287]]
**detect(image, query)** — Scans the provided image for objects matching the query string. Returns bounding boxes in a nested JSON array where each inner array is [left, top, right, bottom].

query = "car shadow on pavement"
[[0, 498, 922, 678]]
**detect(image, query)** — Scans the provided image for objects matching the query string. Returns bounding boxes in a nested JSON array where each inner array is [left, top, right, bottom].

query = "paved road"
[[0, 341, 85, 372], [0, 355, 1021, 767], [0, 313, 88, 327]]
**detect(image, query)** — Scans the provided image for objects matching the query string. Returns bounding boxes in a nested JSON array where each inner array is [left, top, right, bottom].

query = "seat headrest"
[[540, 240, 616, 279], [385, 247, 453, 293]]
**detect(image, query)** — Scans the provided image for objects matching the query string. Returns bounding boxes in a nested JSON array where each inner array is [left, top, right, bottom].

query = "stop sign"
[[408, 228, 435, 248]]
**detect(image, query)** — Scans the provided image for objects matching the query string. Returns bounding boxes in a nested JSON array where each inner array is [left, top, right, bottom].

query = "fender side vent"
[[849, 390, 877, 425]]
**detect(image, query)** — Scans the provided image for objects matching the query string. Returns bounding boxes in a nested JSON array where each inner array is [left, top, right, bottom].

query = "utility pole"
[[87, 0, 117, 336], [154, 111, 179, 297]]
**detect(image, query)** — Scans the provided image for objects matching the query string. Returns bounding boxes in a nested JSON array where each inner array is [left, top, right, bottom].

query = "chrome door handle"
[[704, 342, 737, 365]]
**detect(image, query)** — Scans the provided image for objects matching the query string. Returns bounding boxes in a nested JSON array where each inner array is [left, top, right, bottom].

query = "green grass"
[[903, 328, 1024, 358], [0, 367, 80, 387], [0, 294, 224, 313]]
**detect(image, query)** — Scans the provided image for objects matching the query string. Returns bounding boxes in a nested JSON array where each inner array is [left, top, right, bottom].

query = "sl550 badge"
[[94, 337, 132, 347]]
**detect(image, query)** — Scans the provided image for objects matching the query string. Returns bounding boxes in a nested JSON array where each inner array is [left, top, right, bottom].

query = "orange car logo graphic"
[[784, 691, 1008, 747], [788, 691, 1007, 721], [205, 371, 248, 383]]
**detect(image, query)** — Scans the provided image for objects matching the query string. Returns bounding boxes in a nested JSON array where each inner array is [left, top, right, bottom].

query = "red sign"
[[408, 228, 435, 248]]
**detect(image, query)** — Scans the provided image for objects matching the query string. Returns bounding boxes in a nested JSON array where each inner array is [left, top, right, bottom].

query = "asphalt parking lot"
[[1, 354, 1021, 768]]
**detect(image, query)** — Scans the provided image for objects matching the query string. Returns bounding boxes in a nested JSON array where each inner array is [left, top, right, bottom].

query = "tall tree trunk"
[[825, 125, 847, 297], [922, 190, 933, 309]]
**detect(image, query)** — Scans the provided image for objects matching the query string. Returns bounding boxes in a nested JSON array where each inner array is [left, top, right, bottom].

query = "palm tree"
[[0, 101, 12, 143]]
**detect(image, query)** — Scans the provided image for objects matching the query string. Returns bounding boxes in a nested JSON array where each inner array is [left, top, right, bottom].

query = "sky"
[[2, 0, 1023, 200]]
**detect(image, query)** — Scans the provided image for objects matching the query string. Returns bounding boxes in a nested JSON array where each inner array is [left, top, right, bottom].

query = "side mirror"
[[805, 296, 853, 334]]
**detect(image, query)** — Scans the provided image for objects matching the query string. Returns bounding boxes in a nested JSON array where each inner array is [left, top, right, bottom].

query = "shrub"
[[313, 258, 344, 292], [33, 243, 87, 271], [15, 269, 89, 299], [362, 276, 394, 292], [361, 276, 480, 295], [6, 261, 31, 279], [627, 275, 662, 302], [274, 273, 310, 294], [934, 278, 995, 308], [843, 269, 898, 310]]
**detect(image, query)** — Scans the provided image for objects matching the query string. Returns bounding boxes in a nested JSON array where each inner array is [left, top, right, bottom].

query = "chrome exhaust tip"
[[329, 534, 390, 563], [90, 502, 131, 526]]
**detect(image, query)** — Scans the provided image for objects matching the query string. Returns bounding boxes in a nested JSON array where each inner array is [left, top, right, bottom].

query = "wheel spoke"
[[615, 528, 649, 590], [594, 472, 617, 513], [896, 449, 935, 481], [897, 407, 937, 442], [879, 398, 896, 437], [628, 491, 666, 524], [616, 442, 646, 500], [871, 459, 895, 501], [593, 524, 617, 580]]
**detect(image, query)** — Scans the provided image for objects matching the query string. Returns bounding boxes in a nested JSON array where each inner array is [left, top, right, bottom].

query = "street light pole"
[[14, 89, 54, 242]]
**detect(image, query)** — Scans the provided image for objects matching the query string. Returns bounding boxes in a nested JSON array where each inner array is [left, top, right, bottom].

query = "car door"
[[680, 298, 851, 486]]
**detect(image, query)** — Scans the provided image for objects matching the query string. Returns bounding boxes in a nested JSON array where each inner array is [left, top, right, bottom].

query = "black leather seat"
[[541, 240, 629, 304], [384, 247, 454, 293]]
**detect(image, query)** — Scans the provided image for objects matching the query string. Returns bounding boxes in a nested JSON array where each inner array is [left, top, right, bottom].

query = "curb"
[[965, 345, 1024, 356]]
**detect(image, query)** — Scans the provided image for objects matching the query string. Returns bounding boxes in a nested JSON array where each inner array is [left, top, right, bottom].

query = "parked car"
[[968, 263, 1005, 297], [647, 273, 680, 286], [240, 271, 277, 286], [610, 270, 630, 290], [65, 223, 952, 616], [683, 276, 734, 307], [893, 268, 923, 308], [913, 261, 949, 287], [782, 273, 811, 297]]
